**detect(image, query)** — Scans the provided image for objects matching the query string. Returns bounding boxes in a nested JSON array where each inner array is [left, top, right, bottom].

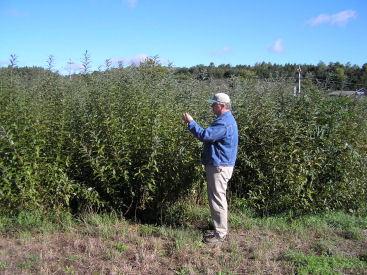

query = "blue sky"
[[0, 0, 366, 74]]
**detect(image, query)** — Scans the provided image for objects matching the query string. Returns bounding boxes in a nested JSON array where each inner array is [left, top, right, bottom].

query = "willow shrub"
[[231, 80, 367, 215], [1, 64, 367, 218], [69, 64, 203, 219], [0, 68, 100, 213]]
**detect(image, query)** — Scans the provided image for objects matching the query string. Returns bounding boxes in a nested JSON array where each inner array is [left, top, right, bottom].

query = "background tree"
[[46, 55, 55, 71], [81, 50, 91, 74], [9, 54, 18, 68]]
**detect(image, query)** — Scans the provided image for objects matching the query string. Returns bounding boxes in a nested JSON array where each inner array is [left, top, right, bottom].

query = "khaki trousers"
[[205, 165, 234, 238]]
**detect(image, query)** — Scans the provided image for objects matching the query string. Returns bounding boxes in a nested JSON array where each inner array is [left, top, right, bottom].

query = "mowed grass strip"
[[0, 210, 366, 274]]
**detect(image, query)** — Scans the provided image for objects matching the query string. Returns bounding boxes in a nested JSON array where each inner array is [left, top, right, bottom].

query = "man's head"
[[206, 93, 231, 116]]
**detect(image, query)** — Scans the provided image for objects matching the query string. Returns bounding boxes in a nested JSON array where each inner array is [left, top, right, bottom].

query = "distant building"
[[329, 88, 367, 97]]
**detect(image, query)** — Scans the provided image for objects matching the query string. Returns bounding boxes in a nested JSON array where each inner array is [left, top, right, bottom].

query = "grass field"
[[0, 209, 366, 274]]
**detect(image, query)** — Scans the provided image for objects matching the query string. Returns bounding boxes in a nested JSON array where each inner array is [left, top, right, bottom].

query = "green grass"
[[114, 242, 128, 253], [0, 261, 9, 270], [0, 208, 366, 274], [281, 251, 367, 275]]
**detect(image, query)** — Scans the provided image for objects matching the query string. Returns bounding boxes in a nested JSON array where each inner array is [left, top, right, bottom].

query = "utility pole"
[[297, 65, 302, 95]]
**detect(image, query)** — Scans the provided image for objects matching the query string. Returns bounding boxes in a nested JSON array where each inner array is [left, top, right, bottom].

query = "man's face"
[[211, 102, 224, 116]]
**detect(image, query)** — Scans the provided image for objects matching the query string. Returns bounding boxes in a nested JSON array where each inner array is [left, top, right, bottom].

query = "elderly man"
[[182, 93, 238, 244]]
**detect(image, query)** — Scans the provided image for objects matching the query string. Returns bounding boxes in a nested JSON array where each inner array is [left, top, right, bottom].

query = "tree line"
[[3, 52, 367, 91], [174, 61, 367, 91]]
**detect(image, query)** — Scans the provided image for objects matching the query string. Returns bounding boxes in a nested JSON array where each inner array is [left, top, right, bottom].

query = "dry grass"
[[0, 211, 366, 274]]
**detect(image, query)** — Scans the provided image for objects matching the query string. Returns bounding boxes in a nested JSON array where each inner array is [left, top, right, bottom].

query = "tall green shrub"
[[1, 64, 366, 218], [231, 80, 367, 215]]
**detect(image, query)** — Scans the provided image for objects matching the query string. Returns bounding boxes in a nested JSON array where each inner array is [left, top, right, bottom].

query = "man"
[[182, 93, 238, 245]]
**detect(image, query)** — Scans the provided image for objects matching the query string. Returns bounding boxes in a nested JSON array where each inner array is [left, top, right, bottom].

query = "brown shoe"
[[203, 229, 215, 238], [203, 234, 226, 245]]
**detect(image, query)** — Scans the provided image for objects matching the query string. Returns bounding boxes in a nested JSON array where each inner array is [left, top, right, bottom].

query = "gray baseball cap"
[[206, 93, 231, 104]]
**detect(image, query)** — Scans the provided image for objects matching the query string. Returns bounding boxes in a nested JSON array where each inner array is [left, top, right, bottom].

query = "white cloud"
[[210, 46, 233, 58], [123, 0, 137, 8], [63, 60, 83, 74], [267, 39, 287, 54], [111, 54, 147, 66], [123, 54, 148, 65], [111, 54, 167, 67], [307, 10, 357, 27]]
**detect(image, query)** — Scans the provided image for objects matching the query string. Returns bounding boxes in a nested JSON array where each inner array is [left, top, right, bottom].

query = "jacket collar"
[[216, 110, 231, 118]]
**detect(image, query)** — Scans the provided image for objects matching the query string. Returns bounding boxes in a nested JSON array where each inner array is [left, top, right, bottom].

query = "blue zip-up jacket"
[[188, 110, 238, 167]]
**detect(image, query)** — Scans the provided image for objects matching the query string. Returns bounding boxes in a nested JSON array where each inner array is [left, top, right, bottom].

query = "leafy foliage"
[[1, 60, 367, 218], [232, 80, 367, 215]]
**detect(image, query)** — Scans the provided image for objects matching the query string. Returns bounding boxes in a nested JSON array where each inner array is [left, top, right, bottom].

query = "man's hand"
[[182, 112, 193, 123]]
